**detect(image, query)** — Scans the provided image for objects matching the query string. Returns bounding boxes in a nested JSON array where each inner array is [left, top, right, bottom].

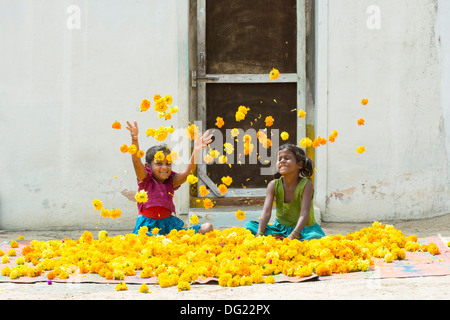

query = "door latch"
[[191, 70, 219, 87]]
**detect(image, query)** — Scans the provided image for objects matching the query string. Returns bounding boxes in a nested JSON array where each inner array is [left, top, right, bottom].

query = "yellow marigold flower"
[[264, 275, 275, 284], [139, 283, 150, 293], [138, 226, 149, 235], [221, 176, 233, 186], [140, 99, 151, 112], [230, 128, 240, 137], [135, 190, 149, 203], [190, 214, 199, 225], [170, 106, 179, 114], [218, 184, 228, 195], [154, 151, 165, 163], [7, 249, 16, 257], [384, 252, 395, 263], [2, 256, 10, 264], [16, 257, 25, 265], [235, 111, 245, 122], [223, 143, 234, 155], [98, 230, 109, 241], [298, 109, 306, 118], [17, 235, 24, 240], [113, 269, 125, 281], [146, 128, 156, 137], [235, 210, 246, 221], [356, 146, 366, 154], [164, 95, 173, 105], [151, 227, 161, 236], [240, 276, 252, 286], [215, 117, 224, 128], [218, 155, 227, 164], [92, 199, 103, 211], [265, 116, 274, 127], [154, 98, 168, 113], [153, 94, 161, 101], [218, 273, 232, 287], [280, 131, 289, 141], [115, 282, 128, 291], [299, 137, 312, 148], [10, 240, 18, 248], [227, 276, 241, 287], [186, 174, 198, 184], [269, 68, 280, 81], [128, 144, 137, 155], [177, 281, 191, 291], [9, 269, 19, 280], [203, 198, 214, 210]]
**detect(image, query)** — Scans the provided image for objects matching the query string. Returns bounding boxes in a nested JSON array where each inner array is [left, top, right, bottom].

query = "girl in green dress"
[[244, 144, 325, 240]]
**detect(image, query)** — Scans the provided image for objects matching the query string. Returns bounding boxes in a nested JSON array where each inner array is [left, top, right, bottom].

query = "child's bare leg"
[[198, 223, 213, 234]]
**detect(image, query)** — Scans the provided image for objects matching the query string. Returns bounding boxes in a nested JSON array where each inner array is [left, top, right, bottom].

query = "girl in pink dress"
[[126, 121, 214, 236]]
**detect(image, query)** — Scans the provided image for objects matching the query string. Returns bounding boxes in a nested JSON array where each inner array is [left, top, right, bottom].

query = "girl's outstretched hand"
[[126, 121, 139, 139], [194, 130, 213, 150]]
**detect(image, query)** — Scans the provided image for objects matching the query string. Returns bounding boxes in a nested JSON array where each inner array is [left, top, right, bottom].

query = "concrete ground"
[[0, 213, 449, 300]]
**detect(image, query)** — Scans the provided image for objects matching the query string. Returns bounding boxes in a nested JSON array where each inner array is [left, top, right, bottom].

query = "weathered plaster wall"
[[0, 0, 190, 230], [315, 0, 449, 222]]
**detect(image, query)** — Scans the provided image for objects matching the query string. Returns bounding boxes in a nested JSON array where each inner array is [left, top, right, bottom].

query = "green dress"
[[244, 178, 325, 240]]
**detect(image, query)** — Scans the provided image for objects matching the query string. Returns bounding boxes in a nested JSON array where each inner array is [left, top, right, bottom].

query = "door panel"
[[206, 82, 297, 188], [205, 0, 297, 74]]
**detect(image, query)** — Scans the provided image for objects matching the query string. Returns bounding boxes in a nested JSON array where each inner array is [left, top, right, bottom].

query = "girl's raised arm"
[[126, 121, 147, 182], [256, 180, 275, 236]]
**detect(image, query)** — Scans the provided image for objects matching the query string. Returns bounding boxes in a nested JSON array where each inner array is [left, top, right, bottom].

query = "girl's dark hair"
[[274, 144, 314, 179], [145, 144, 171, 165]]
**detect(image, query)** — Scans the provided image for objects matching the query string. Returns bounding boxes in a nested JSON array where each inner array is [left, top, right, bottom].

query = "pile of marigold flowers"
[[0, 222, 441, 291]]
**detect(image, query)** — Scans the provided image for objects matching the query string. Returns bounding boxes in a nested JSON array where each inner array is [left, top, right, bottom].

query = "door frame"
[[191, 0, 307, 198]]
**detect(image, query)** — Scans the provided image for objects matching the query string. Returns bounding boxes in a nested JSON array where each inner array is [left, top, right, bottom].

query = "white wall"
[[0, 0, 191, 230], [315, 0, 449, 222]]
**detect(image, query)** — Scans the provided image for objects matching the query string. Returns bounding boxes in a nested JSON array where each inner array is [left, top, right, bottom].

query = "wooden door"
[[193, 0, 306, 203]]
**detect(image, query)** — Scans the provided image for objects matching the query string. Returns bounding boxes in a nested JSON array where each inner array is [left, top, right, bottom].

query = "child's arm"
[[173, 130, 212, 188], [256, 180, 275, 236], [126, 121, 147, 182], [288, 180, 314, 240]]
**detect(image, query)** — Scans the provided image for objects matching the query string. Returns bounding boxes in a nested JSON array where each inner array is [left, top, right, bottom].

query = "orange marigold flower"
[[216, 117, 224, 128], [120, 144, 129, 153], [136, 150, 145, 158], [218, 184, 228, 195], [186, 124, 200, 140], [265, 116, 274, 127], [128, 144, 137, 155], [199, 185, 209, 197], [140, 99, 151, 112], [112, 121, 121, 129], [235, 210, 246, 221], [361, 98, 369, 105], [203, 198, 214, 210], [357, 118, 365, 126]]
